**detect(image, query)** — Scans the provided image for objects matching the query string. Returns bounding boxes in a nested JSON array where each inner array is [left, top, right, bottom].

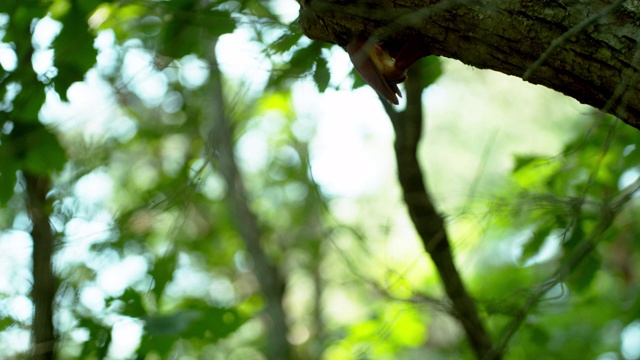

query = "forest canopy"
[[1, 0, 640, 359]]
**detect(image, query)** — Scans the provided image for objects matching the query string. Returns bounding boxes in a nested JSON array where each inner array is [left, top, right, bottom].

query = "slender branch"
[[204, 38, 291, 359], [381, 66, 498, 359], [492, 125, 640, 356], [24, 173, 56, 360], [492, 186, 633, 355]]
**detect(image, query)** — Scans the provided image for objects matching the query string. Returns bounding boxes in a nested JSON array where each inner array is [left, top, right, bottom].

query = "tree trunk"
[[25, 173, 56, 360], [299, 0, 640, 129], [205, 38, 292, 360]]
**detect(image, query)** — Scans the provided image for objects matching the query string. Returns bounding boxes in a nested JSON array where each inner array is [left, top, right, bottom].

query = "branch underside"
[[299, 0, 640, 128]]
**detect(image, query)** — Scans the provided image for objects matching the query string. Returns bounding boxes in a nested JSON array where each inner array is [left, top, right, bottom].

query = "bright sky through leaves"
[[3, 1, 640, 358]]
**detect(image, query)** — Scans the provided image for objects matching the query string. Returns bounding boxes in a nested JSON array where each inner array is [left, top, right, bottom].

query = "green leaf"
[[11, 83, 46, 122], [0, 171, 17, 205], [144, 300, 247, 341], [77, 0, 102, 15], [205, 10, 236, 37], [136, 332, 175, 357], [513, 155, 543, 173], [78, 318, 113, 359], [521, 224, 553, 263], [160, 5, 235, 59], [23, 127, 67, 175], [563, 220, 585, 251], [118, 288, 148, 318], [0, 154, 18, 205], [528, 325, 551, 346], [512, 156, 560, 190], [145, 310, 202, 336], [289, 43, 321, 71], [52, 4, 98, 100], [159, 11, 199, 59], [238, 0, 278, 20], [9, 5, 48, 32], [313, 56, 330, 92], [0, 316, 13, 331], [271, 30, 302, 54], [0, 0, 15, 13], [189, 305, 246, 339], [568, 254, 600, 293], [387, 306, 427, 347], [53, 63, 89, 102], [150, 251, 178, 304], [2, 123, 66, 177], [419, 56, 442, 87], [269, 42, 323, 89]]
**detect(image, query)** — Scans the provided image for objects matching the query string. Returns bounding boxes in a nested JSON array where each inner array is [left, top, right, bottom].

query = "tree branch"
[[382, 66, 497, 359], [299, 0, 640, 129]]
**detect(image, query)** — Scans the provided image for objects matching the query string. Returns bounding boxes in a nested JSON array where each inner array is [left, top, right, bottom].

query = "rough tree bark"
[[299, 0, 640, 129]]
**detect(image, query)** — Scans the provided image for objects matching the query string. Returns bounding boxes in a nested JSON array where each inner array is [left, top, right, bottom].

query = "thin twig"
[[492, 121, 640, 355], [492, 195, 621, 356]]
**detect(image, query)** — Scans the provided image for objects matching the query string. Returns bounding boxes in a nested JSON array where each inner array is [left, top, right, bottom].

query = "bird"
[[346, 35, 428, 104]]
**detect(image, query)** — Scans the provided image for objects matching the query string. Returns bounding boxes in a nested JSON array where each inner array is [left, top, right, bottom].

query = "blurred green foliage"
[[1, 0, 640, 359]]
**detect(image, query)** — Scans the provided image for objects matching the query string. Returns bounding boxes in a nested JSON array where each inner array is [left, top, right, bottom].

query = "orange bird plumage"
[[346, 36, 428, 104]]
